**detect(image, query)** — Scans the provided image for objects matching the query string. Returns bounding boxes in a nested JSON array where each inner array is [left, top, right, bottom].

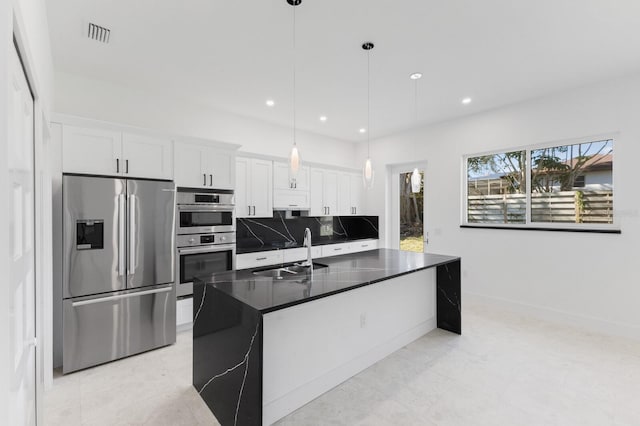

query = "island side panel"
[[436, 259, 462, 334], [262, 268, 437, 425], [193, 282, 263, 426]]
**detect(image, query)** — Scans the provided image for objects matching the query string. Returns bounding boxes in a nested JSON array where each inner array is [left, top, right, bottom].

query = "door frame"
[[4, 3, 54, 425], [386, 162, 428, 252]]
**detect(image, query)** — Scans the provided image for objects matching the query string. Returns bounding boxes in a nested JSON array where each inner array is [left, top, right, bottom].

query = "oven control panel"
[[176, 232, 236, 248]]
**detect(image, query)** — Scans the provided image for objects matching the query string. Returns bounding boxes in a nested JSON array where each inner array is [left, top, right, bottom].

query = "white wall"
[[54, 71, 358, 169], [361, 72, 640, 339]]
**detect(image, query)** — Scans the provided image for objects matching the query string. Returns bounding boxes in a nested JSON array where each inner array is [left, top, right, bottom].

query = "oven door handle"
[[178, 244, 236, 255], [177, 205, 235, 211]]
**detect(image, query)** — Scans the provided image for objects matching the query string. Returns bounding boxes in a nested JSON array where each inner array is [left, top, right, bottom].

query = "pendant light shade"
[[288, 0, 301, 176], [362, 42, 375, 189], [290, 143, 300, 175], [411, 168, 421, 193], [363, 157, 374, 188]]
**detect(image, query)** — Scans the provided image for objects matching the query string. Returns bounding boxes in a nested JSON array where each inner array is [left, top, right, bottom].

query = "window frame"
[[461, 134, 618, 232]]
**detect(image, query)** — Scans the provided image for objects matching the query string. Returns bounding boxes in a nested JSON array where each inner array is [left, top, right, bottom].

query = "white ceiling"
[[46, 0, 640, 142]]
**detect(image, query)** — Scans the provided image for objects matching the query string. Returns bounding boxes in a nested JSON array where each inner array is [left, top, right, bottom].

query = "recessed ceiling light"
[[462, 97, 472, 105], [266, 99, 275, 107], [319, 116, 328, 122], [409, 73, 422, 80], [359, 128, 367, 134]]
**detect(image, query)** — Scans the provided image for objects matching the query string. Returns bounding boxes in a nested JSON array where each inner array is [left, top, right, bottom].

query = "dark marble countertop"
[[194, 249, 460, 314]]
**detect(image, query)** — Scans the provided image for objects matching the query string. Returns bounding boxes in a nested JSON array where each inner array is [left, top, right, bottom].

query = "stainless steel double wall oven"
[[176, 189, 236, 298]]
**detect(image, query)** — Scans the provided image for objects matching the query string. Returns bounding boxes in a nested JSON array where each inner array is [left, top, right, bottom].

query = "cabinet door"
[[204, 148, 234, 190], [273, 161, 292, 190], [350, 173, 363, 215], [174, 142, 206, 188], [62, 125, 122, 176], [250, 159, 273, 218], [323, 170, 339, 216], [122, 133, 173, 180], [337, 172, 352, 215], [293, 166, 309, 191], [309, 168, 325, 216], [235, 157, 250, 218]]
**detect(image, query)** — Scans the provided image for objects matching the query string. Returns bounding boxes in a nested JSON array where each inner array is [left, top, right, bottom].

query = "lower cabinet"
[[235, 240, 379, 270]]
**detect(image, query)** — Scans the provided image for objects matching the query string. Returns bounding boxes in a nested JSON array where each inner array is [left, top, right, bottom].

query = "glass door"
[[398, 169, 425, 253]]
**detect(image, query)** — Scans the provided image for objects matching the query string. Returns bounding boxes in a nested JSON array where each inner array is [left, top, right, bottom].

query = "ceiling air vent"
[[87, 22, 111, 43]]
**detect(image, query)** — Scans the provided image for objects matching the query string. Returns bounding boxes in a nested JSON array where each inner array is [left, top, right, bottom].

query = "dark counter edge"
[[194, 255, 461, 315]]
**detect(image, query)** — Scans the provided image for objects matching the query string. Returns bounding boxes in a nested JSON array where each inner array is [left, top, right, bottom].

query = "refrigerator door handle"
[[118, 193, 126, 276], [71, 287, 172, 307], [128, 194, 136, 275]]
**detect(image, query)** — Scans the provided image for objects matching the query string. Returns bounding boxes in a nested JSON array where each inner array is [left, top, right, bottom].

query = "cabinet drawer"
[[236, 251, 284, 270], [351, 239, 379, 253], [283, 247, 322, 263], [321, 243, 352, 257]]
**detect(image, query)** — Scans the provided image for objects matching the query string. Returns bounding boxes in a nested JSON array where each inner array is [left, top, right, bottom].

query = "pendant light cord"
[[367, 48, 370, 158], [414, 78, 418, 124], [292, 4, 297, 146]]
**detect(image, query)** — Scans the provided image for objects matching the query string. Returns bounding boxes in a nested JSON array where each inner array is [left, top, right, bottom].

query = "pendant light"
[[288, 0, 301, 176], [409, 72, 422, 193], [362, 42, 375, 188]]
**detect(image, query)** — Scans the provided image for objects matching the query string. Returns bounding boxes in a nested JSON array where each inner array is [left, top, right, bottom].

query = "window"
[[465, 138, 614, 229]]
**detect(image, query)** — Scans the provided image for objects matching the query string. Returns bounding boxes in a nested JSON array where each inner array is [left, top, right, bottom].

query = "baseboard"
[[464, 291, 640, 341], [263, 317, 436, 425]]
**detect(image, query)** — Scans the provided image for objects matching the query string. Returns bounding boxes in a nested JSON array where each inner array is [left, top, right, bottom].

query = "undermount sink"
[[252, 263, 328, 279]]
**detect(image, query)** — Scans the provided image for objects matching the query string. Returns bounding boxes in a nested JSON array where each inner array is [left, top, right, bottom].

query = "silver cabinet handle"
[[116, 158, 120, 173], [209, 174, 213, 186], [248, 205, 251, 216], [288, 204, 298, 207], [118, 194, 125, 276], [203, 174, 207, 186], [252, 206, 256, 216], [334, 247, 342, 251], [126, 159, 129, 174], [256, 257, 267, 261], [128, 194, 136, 275], [72, 287, 172, 307]]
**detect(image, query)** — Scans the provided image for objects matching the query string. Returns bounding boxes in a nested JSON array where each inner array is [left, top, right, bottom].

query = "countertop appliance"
[[62, 175, 176, 373], [176, 189, 236, 297]]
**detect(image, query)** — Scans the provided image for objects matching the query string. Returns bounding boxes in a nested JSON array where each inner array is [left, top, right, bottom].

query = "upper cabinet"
[[236, 157, 273, 218], [273, 161, 310, 209], [62, 126, 123, 176], [309, 168, 338, 216], [174, 141, 235, 189], [122, 133, 173, 180], [337, 172, 364, 215], [62, 125, 172, 180]]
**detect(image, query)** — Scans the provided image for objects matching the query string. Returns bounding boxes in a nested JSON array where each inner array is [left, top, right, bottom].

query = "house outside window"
[[465, 138, 614, 229]]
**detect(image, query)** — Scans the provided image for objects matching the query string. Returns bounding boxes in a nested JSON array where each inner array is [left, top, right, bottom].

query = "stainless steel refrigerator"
[[62, 175, 176, 373]]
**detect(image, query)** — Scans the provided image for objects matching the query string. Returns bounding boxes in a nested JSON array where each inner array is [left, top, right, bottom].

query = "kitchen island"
[[193, 249, 461, 426]]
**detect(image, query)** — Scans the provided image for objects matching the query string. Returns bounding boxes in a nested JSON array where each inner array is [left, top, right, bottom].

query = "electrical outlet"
[[320, 224, 332, 236], [360, 313, 367, 328]]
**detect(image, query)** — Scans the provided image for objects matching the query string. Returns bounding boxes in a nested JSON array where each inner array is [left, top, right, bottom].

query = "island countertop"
[[194, 248, 460, 314]]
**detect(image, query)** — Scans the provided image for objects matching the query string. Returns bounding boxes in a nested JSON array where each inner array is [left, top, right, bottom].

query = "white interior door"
[[8, 45, 37, 425]]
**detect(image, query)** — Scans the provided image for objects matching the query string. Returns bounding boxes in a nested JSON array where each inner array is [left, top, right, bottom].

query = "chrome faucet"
[[302, 227, 313, 267]]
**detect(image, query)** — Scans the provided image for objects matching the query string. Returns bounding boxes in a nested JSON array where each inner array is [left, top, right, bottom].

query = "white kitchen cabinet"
[[337, 172, 364, 215], [282, 247, 322, 264], [62, 126, 122, 176], [62, 126, 174, 179], [321, 242, 353, 257], [351, 239, 378, 253], [350, 173, 363, 215], [236, 251, 284, 270], [310, 168, 339, 216], [122, 133, 173, 180], [174, 141, 235, 189], [273, 161, 310, 209], [236, 157, 273, 218]]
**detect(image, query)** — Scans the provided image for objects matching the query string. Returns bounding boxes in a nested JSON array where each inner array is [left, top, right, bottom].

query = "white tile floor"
[[44, 301, 640, 426]]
